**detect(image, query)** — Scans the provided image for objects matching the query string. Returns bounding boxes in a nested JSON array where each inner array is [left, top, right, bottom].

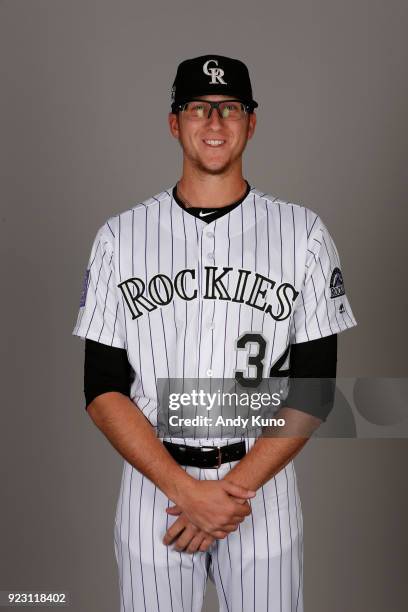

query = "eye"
[[220, 102, 242, 118], [190, 103, 207, 118]]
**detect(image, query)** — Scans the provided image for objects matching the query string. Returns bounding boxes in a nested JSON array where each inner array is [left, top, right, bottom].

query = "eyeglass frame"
[[174, 98, 256, 119]]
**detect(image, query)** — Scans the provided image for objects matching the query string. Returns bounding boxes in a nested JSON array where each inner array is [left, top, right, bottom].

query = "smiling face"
[[168, 95, 257, 176]]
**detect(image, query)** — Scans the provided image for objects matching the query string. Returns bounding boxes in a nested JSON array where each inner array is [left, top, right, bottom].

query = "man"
[[72, 54, 357, 611]]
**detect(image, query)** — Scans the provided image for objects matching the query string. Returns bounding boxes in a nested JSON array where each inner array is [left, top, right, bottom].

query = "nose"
[[207, 106, 223, 127]]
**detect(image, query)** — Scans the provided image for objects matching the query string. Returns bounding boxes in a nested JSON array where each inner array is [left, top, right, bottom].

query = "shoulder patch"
[[329, 267, 345, 298], [80, 268, 90, 307]]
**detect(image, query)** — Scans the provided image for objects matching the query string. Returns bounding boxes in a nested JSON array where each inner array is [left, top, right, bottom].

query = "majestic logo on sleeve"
[[329, 267, 345, 298], [203, 59, 227, 85], [118, 266, 299, 322]]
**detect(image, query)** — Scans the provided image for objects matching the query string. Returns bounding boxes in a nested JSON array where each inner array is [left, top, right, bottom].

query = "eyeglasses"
[[176, 99, 251, 121]]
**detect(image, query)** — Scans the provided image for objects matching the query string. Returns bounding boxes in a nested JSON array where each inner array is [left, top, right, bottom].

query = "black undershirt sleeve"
[[84, 339, 133, 410], [283, 334, 338, 422], [83, 334, 338, 422]]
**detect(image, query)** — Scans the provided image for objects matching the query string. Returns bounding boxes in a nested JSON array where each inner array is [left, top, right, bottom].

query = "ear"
[[247, 112, 257, 140], [168, 112, 180, 139]]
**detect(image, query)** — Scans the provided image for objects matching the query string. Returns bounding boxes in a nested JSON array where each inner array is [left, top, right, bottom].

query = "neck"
[[177, 164, 247, 209]]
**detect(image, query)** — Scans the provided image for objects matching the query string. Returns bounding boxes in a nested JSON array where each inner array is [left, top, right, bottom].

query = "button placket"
[[199, 225, 217, 378]]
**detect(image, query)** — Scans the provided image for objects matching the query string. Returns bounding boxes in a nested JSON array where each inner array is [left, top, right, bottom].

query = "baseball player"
[[72, 54, 357, 611]]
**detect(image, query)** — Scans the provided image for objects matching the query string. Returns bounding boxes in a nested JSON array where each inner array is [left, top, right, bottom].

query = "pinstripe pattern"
[[73, 185, 357, 611]]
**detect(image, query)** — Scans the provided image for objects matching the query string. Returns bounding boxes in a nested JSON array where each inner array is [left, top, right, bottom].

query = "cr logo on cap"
[[203, 59, 227, 85]]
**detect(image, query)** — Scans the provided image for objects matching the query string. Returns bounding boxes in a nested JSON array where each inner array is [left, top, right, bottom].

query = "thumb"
[[222, 481, 256, 499], [165, 505, 182, 515]]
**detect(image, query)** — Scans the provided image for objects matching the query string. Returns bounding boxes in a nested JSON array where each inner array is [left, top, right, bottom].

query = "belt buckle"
[[202, 445, 222, 468]]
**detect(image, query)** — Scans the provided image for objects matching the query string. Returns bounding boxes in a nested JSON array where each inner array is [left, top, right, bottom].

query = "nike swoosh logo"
[[198, 210, 217, 217]]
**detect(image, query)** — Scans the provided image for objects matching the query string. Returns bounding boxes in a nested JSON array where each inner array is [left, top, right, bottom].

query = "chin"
[[195, 156, 233, 175], [199, 163, 231, 176]]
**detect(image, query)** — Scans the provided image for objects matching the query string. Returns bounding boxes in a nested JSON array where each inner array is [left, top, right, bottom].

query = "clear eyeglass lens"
[[183, 101, 246, 120]]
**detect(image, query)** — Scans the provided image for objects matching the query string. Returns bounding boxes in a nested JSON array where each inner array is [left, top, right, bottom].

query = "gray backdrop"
[[1, 0, 407, 610]]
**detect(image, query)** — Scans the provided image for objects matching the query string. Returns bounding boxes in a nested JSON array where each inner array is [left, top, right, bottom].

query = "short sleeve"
[[290, 217, 358, 344], [72, 220, 127, 349]]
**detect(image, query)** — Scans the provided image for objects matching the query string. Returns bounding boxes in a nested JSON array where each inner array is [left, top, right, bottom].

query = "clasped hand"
[[162, 479, 256, 554]]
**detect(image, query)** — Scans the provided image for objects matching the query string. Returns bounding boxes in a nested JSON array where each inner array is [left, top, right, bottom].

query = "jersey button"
[[206, 232, 215, 239], [207, 252, 215, 260], [208, 323, 215, 330], [206, 369, 213, 377]]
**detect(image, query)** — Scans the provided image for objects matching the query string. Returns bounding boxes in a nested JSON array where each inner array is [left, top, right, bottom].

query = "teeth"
[[204, 139, 225, 146]]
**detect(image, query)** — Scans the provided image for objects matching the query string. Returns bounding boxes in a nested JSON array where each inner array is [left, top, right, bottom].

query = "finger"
[[231, 513, 249, 523], [216, 523, 239, 534], [165, 505, 182, 515], [212, 529, 231, 539], [199, 537, 214, 552], [214, 519, 242, 532], [173, 525, 199, 552], [228, 504, 252, 519], [162, 518, 187, 545], [208, 509, 248, 532], [222, 481, 256, 499], [234, 499, 253, 513], [186, 533, 206, 554], [213, 506, 250, 530]]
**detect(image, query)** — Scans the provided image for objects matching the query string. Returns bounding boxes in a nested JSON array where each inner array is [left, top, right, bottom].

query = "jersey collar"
[[172, 180, 252, 223]]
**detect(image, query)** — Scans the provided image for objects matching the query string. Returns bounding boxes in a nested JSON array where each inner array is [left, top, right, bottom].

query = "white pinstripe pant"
[[114, 442, 304, 612]]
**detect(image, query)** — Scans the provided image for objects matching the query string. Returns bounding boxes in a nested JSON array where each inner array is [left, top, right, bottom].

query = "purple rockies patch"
[[80, 268, 90, 307]]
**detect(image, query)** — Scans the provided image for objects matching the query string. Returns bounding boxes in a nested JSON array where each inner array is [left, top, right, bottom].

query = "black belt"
[[163, 440, 246, 468]]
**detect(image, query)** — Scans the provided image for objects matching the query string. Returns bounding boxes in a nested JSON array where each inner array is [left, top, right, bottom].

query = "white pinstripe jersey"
[[72, 185, 357, 432]]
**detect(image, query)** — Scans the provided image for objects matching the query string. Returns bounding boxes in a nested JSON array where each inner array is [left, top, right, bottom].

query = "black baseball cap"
[[170, 54, 258, 113]]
